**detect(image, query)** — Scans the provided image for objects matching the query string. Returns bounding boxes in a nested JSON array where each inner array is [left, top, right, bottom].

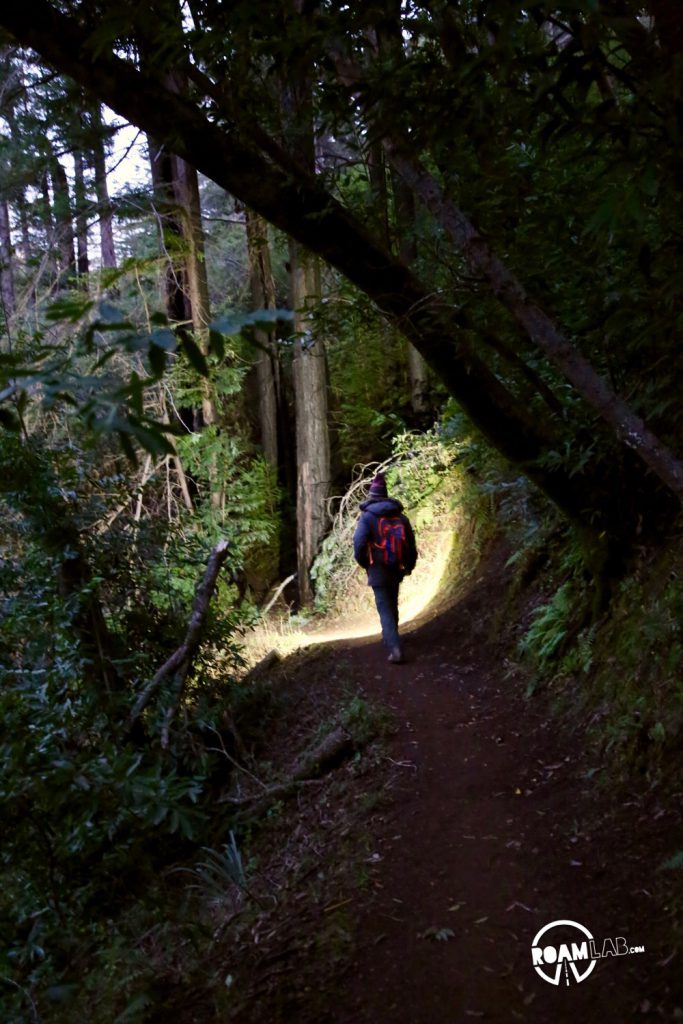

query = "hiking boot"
[[387, 647, 404, 664]]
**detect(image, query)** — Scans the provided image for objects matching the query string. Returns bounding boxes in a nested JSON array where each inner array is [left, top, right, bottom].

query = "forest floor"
[[212, 540, 683, 1024]]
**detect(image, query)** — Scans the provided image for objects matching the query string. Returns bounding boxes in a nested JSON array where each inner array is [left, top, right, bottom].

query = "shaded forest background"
[[2, 1, 683, 1020]]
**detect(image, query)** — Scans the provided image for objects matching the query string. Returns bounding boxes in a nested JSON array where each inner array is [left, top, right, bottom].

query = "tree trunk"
[[73, 147, 89, 282], [92, 105, 117, 270], [281, 2, 332, 603], [172, 156, 219, 441], [290, 240, 331, 605], [50, 157, 75, 288], [0, 199, 16, 321], [245, 208, 280, 469], [149, 137, 222, 507], [149, 137, 190, 323], [39, 169, 58, 287], [392, 170, 430, 418], [376, 6, 431, 420]]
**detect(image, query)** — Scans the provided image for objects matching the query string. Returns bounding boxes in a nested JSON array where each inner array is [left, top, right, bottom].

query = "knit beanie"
[[368, 472, 388, 499]]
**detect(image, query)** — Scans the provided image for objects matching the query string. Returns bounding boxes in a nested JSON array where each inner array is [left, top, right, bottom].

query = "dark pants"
[[372, 583, 400, 650]]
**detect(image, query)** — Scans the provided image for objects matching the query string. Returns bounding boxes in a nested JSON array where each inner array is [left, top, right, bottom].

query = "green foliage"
[[185, 833, 251, 904], [337, 693, 391, 748], [660, 852, 683, 872], [0, 292, 286, 1019], [583, 557, 683, 771], [519, 582, 577, 669], [322, 289, 414, 465]]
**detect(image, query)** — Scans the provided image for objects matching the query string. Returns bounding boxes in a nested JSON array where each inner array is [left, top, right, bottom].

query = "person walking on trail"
[[353, 472, 417, 664]]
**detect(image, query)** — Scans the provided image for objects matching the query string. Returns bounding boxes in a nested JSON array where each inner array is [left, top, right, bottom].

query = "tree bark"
[[149, 138, 222, 506], [0, 199, 16, 321], [39, 169, 58, 287], [280, 6, 333, 603], [290, 241, 331, 605], [91, 105, 117, 270], [375, 5, 431, 419], [245, 208, 280, 469], [73, 146, 89, 282], [392, 170, 430, 418], [50, 157, 76, 288], [172, 157, 220, 447], [148, 137, 190, 323]]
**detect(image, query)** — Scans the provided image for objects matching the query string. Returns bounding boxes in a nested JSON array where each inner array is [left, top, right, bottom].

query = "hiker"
[[353, 472, 417, 664]]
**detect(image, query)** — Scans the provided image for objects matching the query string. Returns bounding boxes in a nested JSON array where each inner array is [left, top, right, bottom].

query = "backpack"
[[368, 515, 406, 570]]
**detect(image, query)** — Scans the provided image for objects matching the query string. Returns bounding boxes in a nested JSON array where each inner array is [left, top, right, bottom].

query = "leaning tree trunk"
[[0, 198, 16, 322], [382, 137, 683, 506], [245, 208, 280, 469]]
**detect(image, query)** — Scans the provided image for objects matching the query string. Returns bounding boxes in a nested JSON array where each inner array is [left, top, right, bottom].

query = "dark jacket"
[[353, 497, 418, 587]]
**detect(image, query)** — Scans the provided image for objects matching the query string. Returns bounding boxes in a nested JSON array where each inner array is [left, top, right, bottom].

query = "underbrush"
[[0, 582, 394, 1024], [510, 520, 683, 788]]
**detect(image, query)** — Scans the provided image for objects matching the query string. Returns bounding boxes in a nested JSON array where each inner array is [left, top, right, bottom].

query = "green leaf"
[[128, 421, 175, 457], [149, 328, 177, 351], [210, 308, 293, 337], [118, 431, 138, 465], [208, 329, 225, 361], [45, 294, 95, 323], [181, 336, 209, 377], [148, 343, 168, 378]]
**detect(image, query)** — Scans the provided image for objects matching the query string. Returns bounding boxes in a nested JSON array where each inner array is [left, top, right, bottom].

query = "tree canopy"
[[3, 0, 683, 545]]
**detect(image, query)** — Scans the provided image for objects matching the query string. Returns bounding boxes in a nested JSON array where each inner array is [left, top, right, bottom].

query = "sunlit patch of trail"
[[253, 528, 455, 656]]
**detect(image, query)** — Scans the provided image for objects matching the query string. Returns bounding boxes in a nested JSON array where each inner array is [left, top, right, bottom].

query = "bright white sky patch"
[[104, 113, 149, 194]]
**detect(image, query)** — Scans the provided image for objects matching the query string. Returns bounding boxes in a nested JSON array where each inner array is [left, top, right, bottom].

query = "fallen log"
[[291, 726, 354, 780], [219, 726, 355, 813], [242, 649, 281, 684]]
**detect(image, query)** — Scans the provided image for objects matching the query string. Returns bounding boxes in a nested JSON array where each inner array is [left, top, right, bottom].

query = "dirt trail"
[[315, 546, 681, 1023]]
